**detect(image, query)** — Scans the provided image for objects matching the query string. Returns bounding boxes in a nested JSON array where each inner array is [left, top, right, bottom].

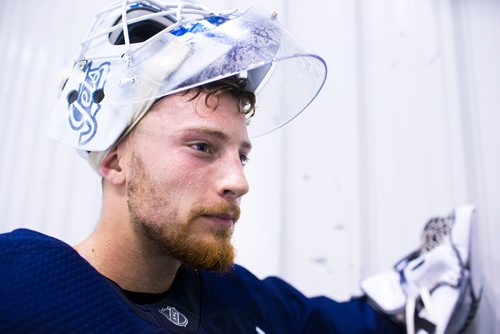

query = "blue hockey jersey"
[[0, 229, 403, 333]]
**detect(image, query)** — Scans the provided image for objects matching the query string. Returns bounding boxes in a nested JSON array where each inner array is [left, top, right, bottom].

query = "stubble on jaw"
[[126, 152, 238, 272]]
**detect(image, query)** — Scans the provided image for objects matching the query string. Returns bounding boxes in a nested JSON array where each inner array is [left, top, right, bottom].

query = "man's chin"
[[135, 214, 235, 272], [180, 245, 235, 273], [169, 231, 235, 273]]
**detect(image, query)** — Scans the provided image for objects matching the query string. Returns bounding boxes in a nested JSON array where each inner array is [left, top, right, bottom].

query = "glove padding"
[[360, 205, 481, 334]]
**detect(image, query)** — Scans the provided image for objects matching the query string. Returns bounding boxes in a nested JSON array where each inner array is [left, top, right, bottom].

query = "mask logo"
[[158, 306, 189, 327], [68, 61, 110, 146]]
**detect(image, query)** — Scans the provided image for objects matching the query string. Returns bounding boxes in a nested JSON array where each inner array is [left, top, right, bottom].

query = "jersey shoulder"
[[0, 229, 155, 333]]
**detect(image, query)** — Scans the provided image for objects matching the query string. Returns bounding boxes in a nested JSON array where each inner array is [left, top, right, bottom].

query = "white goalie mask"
[[47, 0, 327, 170]]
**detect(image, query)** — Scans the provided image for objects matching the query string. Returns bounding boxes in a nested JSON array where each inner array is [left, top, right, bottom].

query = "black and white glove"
[[360, 205, 481, 334]]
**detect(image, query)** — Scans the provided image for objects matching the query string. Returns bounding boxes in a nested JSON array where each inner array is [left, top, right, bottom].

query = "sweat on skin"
[[75, 91, 252, 294]]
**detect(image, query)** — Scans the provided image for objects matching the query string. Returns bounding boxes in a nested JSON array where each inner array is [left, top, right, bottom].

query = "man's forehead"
[[135, 93, 250, 145]]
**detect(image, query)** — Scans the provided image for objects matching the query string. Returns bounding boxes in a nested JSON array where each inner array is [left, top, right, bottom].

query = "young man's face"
[[120, 91, 251, 272]]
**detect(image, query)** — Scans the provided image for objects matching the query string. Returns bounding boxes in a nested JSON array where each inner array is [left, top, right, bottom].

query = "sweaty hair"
[[185, 76, 256, 118]]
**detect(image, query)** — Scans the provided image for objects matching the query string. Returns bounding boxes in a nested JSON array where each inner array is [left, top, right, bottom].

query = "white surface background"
[[0, 0, 498, 331]]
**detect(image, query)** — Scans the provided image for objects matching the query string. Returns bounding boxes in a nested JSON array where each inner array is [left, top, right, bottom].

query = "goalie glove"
[[360, 205, 481, 334]]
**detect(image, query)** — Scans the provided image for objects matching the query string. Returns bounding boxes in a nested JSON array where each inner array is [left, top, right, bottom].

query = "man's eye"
[[190, 142, 211, 153], [240, 154, 250, 166]]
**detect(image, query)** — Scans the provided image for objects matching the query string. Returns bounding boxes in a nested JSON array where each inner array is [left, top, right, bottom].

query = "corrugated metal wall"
[[0, 0, 498, 331]]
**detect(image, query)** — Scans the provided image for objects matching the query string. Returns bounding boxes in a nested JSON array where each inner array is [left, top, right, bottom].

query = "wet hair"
[[185, 76, 256, 118]]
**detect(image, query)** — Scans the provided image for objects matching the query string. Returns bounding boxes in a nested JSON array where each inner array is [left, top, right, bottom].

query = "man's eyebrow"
[[182, 127, 252, 151]]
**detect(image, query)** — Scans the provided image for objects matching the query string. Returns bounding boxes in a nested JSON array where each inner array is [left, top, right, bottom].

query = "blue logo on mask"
[[68, 61, 110, 146]]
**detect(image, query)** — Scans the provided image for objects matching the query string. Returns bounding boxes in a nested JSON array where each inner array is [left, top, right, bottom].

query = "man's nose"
[[217, 154, 249, 201]]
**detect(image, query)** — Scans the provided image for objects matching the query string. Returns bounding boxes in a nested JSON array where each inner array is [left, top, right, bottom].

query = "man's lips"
[[201, 214, 235, 227]]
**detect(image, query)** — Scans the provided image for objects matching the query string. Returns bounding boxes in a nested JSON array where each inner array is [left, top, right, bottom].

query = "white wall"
[[0, 0, 498, 331]]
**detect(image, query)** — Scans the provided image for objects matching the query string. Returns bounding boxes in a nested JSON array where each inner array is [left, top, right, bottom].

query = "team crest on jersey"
[[68, 61, 110, 146], [159, 306, 189, 327]]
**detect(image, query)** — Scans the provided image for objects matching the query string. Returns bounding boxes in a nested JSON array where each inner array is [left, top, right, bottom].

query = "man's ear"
[[99, 147, 125, 186]]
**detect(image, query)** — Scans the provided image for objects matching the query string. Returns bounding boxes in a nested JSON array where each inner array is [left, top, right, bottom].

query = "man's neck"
[[74, 219, 181, 294]]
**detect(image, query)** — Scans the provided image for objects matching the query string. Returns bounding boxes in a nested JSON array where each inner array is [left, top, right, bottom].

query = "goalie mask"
[[47, 0, 327, 170]]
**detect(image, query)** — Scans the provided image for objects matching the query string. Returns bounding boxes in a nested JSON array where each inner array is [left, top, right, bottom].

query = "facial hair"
[[126, 153, 239, 272]]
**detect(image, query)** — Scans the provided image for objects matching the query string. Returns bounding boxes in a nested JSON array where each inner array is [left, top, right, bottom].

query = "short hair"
[[185, 76, 256, 118]]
